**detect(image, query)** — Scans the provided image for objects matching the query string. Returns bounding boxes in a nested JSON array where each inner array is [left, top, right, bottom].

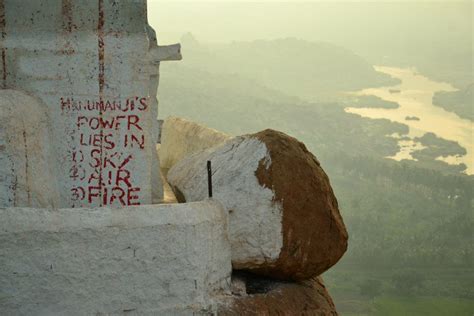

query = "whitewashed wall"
[[0, 201, 232, 315], [1, 0, 180, 207]]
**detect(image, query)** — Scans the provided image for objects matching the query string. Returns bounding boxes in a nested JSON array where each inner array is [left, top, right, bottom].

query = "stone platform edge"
[[0, 200, 232, 315]]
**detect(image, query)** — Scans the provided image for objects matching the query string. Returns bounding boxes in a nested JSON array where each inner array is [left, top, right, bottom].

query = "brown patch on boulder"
[[253, 129, 348, 280], [219, 276, 338, 315]]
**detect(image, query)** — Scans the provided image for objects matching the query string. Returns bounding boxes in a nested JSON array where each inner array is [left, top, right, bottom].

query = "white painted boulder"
[[0, 90, 59, 208], [159, 116, 231, 172], [168, 129, 348, 280], [0, 201, 231, 315]]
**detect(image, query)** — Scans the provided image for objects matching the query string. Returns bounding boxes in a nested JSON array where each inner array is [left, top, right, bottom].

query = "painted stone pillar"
[[0, 0, 180, 208]]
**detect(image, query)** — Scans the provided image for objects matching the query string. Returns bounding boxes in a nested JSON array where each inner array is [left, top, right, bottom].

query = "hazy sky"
[[149, 0, 463, 2], [148, 1, 471, 48]]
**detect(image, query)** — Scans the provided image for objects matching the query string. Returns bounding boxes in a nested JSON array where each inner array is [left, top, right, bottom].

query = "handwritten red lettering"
[[63, 97, 148, 206]]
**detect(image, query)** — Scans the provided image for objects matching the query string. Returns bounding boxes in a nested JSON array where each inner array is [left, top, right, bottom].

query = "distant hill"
[[178, 35, 399, 102], [151, 2, 471, 89]]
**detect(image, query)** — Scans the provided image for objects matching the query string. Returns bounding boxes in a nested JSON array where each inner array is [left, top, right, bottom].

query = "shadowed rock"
[[219, 273, 338, 315]]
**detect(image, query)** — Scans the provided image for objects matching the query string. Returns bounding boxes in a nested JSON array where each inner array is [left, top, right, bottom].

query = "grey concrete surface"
[[0, 201, 232, 315]]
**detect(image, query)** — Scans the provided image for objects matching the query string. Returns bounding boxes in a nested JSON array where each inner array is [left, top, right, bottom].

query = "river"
[[345, 66, 473, 175]]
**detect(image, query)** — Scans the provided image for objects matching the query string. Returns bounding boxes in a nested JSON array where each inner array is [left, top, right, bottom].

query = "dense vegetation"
[[345, 95, 400, 109], [433, 84, 473, 121]]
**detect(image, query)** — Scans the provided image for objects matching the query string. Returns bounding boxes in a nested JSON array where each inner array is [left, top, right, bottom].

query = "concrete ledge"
[[0, 201, 232, 315]]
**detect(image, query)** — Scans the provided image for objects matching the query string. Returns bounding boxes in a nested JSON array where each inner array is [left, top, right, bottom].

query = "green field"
[[325, 266, 474, 316], [373, 297, 473, 316], [337, 296, 474, 316]]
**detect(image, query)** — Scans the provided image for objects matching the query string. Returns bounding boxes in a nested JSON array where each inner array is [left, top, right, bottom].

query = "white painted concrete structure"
[[0, 201, 232, 315], [0, 0, 181, 207]]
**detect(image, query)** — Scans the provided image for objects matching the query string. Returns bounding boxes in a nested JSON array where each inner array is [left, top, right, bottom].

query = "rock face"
[[159, 116, 231, 172], [219, 275, 338, 315], [0, 90, 59, 208], [168, 129, 348, 280], [0, 201, 232, 314]]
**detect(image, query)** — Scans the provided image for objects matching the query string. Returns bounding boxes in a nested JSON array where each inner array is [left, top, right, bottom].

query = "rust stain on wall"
[[98, 0, 105, 94], [0, 0, 7, 88], [62, 0, 74, 33], [1, 50, 5, 87], [22, 129, 31, 205], [9, 159, 17, 206], [97, 0, 105, 206], [60, 0, 76, 55]]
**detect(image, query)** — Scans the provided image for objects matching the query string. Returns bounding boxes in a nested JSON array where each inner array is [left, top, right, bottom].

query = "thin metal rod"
[[207, 160, 213, 198]]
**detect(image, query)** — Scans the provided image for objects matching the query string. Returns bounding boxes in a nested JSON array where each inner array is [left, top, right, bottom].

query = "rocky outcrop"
[[219, 274, 338, 315], [167, 129, 348, 280], [159, 117, 231, 172], [0, 90, 59, 208]]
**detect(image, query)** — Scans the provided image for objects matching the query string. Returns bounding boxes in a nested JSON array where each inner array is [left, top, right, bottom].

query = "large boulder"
[[168, 129, 348, 280], [219, 275, 338, 315], [0, 90, 59, 208], [159, 117, 231, 172]]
